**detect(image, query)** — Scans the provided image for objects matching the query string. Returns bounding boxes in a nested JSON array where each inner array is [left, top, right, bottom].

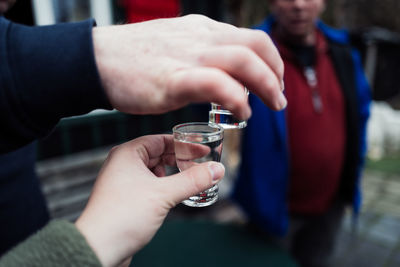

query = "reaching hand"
[[93, 14, 286, 121], [75, 135, 225, 267]]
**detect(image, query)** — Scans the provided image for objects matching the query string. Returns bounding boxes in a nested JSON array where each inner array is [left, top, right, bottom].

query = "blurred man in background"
[[233, 0, 370, 266]]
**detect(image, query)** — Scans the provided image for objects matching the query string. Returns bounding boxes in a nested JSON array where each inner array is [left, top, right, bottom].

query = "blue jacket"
[[232, 17, 371, 236]]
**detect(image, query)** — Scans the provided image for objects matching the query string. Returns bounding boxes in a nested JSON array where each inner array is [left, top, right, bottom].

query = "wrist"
[[75, 208, 143, 267], [75, 214, 121, 267], [92, 26, 116, 109]]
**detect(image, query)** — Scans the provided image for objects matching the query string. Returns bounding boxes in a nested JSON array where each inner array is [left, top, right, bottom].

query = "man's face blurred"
[[270, 0, 325, 39], [0, 0, 16, 14]]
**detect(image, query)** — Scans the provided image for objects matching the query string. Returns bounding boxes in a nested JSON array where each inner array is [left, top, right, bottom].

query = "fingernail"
[[277, 91, 287, 110], [281, 79, 285, 92], [208, 162, 225, 182]]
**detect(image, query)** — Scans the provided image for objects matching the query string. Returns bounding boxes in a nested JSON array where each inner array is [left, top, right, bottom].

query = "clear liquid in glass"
[[174, 137, 223, 207]]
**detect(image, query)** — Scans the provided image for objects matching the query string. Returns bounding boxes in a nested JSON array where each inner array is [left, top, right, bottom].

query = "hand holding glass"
[[173, 122, 224, 207]]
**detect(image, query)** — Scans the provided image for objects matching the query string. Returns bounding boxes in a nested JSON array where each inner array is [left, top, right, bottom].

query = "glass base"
[[181, 184, 219, 207]]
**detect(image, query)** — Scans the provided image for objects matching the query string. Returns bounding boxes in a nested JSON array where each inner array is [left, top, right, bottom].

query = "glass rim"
[[172, 122, 224, 136]]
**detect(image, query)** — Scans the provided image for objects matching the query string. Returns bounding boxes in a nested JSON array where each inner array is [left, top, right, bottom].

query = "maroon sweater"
[[276, 31, 346, 214]]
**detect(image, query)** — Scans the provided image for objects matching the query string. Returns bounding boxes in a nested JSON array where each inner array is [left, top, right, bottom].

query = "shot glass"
[[209, 87, 249, 129], [173, 122, 224, 207]]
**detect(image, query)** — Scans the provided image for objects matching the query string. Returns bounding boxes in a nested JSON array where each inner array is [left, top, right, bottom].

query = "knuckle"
[[109, 145, 120, 154], [230, 46, 253, 68], [200, 69, 244, 106], [166, 69, 188, 93], [217, 20, 238, 31], [235, 46, 253, 59], [182, 15, 214, 36], [253, 29, 269, 42], [204, 68, 226, 84], [186, 14, 210, 23], [249, 29, 270, 47], [263, 75, 278, 91], [202, 71, 227, 93]]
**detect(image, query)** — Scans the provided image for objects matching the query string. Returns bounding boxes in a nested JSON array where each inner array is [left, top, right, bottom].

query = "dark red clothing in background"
[[276, 31, 346, 214], [121, 0, 180, 23]]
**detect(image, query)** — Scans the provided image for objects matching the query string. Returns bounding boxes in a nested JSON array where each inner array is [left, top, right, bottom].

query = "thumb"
[[164, 162, 225, 204]]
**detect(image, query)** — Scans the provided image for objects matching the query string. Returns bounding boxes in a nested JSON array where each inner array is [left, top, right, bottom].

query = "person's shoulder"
[[0, 15, 11, 28], [317, 20, 350, 45]]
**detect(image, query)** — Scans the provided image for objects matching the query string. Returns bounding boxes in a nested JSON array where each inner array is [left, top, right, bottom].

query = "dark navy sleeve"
[[0, 17, 112, 153]]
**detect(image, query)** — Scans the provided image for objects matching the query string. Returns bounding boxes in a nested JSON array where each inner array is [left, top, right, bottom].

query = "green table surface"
[[130, 219, 298, 267]]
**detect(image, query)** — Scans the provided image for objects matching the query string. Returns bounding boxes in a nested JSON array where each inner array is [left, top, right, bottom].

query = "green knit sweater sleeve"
[[0, 220, 102, 267]]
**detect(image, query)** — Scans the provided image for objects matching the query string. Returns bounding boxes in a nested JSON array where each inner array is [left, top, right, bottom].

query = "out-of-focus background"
[[4, 0, 400, 266]]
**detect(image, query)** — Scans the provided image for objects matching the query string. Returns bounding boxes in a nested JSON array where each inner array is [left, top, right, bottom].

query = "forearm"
[[0, 17, 111, 153], [0, 220, 102, 267]]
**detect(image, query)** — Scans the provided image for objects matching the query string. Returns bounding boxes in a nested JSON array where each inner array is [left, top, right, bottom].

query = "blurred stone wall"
[[224, 0, 269, 27], [330, 0, 400, 32]]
